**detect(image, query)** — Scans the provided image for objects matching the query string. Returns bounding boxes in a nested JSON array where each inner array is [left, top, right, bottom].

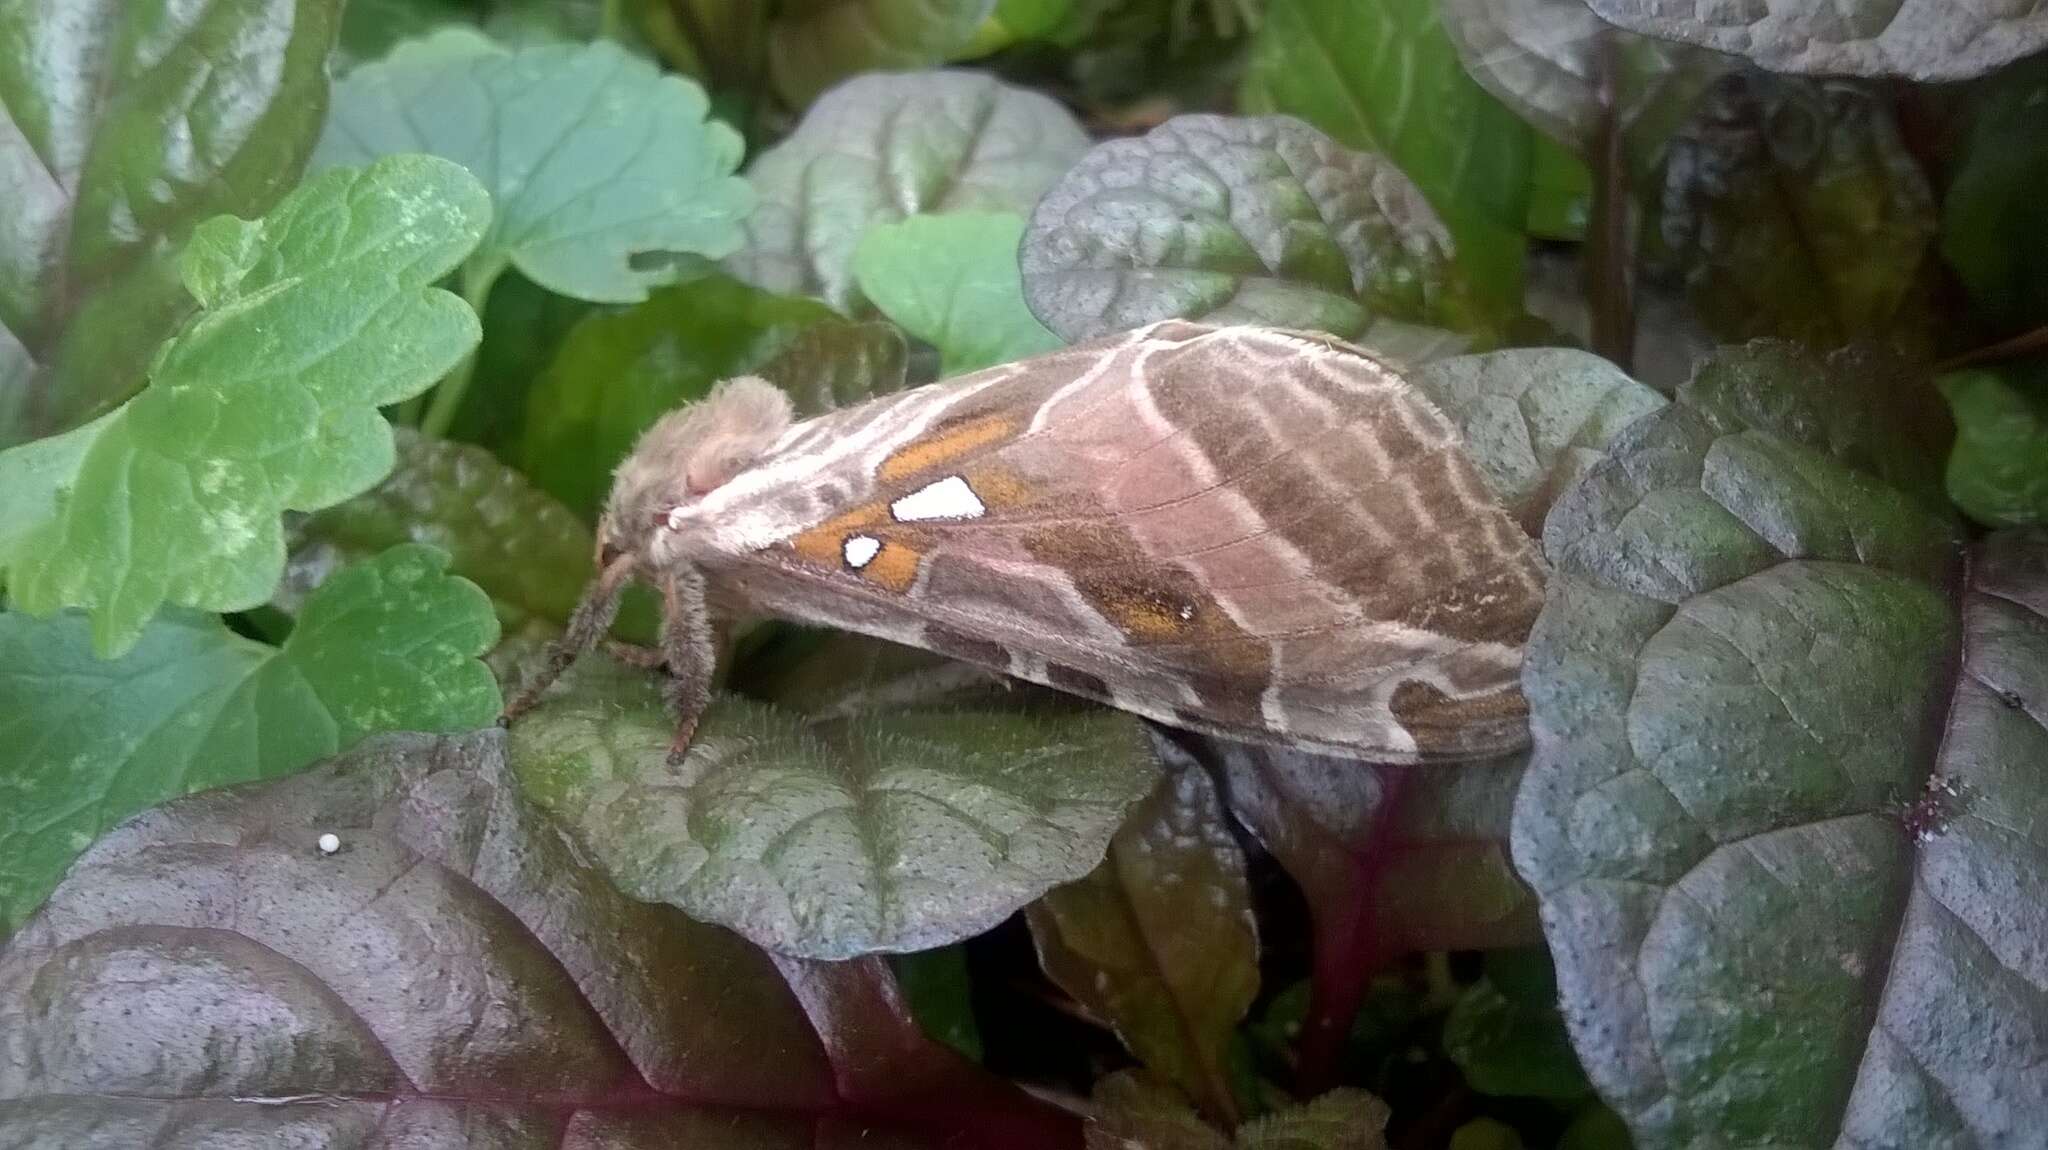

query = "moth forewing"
[[509, 321, 1548, 764]]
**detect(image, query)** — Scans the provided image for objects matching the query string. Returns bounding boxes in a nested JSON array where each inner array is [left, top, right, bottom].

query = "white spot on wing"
[[843, 534, 882, 568], [891, 475, 985, 522]]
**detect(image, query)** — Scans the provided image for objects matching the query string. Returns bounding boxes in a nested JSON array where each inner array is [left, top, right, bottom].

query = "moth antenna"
[[499, 552, 638, 725]]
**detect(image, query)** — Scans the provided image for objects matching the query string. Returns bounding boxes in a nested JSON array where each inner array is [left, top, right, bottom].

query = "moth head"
[[599, 374, 795, 564]]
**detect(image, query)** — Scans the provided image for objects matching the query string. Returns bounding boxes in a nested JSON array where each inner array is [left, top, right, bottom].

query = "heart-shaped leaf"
[[0, 0, 342, 445], [726, 70, 1089, 312], [0, 728, 1080, 1146], [1021, 114, 1465, 343], [0, 543, 498, 932], [1241, 0, 1533, 307], [1581, 0, 2048, 81], [314, 30, 753, 304], [518, 274, 840, 516], [0, 155, 489, 656], [1029, 759, 1257, 1125], [768, 0, 998, 108], [1650, 73, 1938, 350], [855, 212, 1063, 375], [1514, 343, 2048, 1145], [1410, 347, 1669, 533], [508, 656, 1158, 959], [1939, 367, 2048, 529]]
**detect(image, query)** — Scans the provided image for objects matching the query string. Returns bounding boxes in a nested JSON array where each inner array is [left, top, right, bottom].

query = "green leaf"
[[0, 728, 1080, 1145], [1441, 1111, 1532, 1148], [507, 655, 1158, 959], [0, 155, 490, 656], [0, 0, 343, 444], [1513, 346, 2048, 1146], [1650, 73, 1938, 350], [1020, 114, 1467, 343], [1442, 950, 1592, 1101], [1938, 367, 2048, 529], [727, 70, 1088, 312], [518, 274, 840, 516], [768, 0, 998, 108], [1939, 58, 2048, 335], [1410, 347, 1668, 532], [856, 213, 1062, 375], [0, 543, 498, 931], [1028, 763, 1258, 1125], [1086, 1071, 1392, 1150], [889, 945, 986, 1061], [754, 318, 913, 416], [1242, 0, 1534, 308], [280, 427, 597, 634], [1584, 0, 2048, 81], [314, 30, 753, 304]]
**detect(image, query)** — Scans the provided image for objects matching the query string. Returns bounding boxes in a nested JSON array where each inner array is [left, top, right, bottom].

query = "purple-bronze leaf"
[[1028, 759, 1259, 1126], [1194, 736, 1537, 1092], [0, 729, 1079, 1148]]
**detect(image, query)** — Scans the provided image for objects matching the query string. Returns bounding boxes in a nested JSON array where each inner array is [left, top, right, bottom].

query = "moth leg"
[[604, 639, 668, 669], [500, 555, 634, 725], [659, 566, 717, 765]]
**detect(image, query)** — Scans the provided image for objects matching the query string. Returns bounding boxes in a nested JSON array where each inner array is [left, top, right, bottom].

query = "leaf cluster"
[[4, 1, 2048, 1147]]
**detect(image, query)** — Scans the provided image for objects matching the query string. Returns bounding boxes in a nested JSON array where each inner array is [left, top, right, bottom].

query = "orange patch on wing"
[[790, 503, 888, 566], [878, 415, 1016, 482], [958, 464, 1038, 511], [861, 540, 922, 592]]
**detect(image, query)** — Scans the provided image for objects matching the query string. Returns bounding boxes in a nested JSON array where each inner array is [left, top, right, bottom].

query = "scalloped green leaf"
[[314, 30, 753, 305], [507, 655, 1157, 959], [1241, 0, 1533, 308], [0, 156, 489, 656], [1514, 345, 2048, 1146], [1021, 114, 1466, 342], [0, 543, 498, 932], [769, 0, 998, 108], [855, 213, 1062, 375], [519, 274, 840, 517], [0, 0, 342, 445], [726, 70, 1088, 313], [1028, 762, 1257, 1125], [1582, 0, 2048, 81]]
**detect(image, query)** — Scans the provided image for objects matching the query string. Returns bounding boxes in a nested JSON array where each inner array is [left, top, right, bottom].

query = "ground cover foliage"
[[3, 1, 2046, 1146]]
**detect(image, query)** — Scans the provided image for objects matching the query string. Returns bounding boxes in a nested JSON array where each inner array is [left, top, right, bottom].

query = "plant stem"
[[1586, 28, 1637, 371], [418, 267, 501, 439], [1937, 325, 2048, 373]]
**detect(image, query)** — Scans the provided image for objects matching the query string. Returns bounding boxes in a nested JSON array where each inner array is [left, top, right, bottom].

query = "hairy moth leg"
[[500, 554, 636, 724], [660, 566, 717, 764]]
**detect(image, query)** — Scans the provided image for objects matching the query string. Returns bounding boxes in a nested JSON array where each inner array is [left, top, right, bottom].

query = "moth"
[[503, 320, 1548, 763]]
